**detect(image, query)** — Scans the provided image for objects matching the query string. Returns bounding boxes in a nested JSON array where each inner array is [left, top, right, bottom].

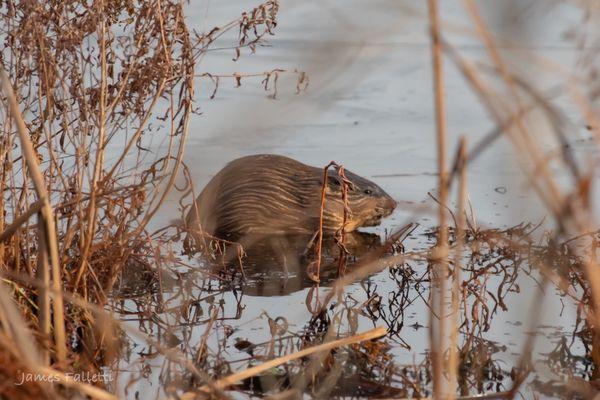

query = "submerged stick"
[[184, 326, 387, 396]]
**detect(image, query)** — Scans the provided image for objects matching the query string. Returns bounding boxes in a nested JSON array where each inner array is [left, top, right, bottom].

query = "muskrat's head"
[[323, 169, 396, 231]]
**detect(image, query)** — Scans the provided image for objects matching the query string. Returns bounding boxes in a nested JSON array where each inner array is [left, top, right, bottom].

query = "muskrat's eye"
[[364, 189, 373, 195]]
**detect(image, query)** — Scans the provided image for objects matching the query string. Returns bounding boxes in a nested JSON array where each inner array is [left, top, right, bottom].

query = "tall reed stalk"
[[428, 0, 449, 397]]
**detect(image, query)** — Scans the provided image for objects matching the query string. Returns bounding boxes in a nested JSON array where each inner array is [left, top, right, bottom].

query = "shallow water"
[[113, 1, 600, 398]]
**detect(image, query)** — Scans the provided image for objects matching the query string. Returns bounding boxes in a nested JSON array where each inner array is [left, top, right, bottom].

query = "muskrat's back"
[[186, 154, 396, 239]]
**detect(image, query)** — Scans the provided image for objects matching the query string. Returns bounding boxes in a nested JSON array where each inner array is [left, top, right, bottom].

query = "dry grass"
[[0, 0, 289, 397]]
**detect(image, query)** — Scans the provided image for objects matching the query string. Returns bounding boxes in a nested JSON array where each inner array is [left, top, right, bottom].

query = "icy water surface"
[[112, 1, 600, 398]]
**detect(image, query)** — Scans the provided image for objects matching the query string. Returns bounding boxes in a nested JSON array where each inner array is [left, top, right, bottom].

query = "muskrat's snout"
[[361, 194, 396, 227], [374, 195, 396, 219], [381, 195, 397, 215]]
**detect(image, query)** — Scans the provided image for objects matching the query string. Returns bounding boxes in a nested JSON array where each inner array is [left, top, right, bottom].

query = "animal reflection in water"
[[204, 230, 389, 297], [114, 230, 391, 299]]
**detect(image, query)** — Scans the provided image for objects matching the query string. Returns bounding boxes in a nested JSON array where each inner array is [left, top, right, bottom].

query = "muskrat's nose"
[[382, 196, 397, 213], [389, 195, 398, 209]]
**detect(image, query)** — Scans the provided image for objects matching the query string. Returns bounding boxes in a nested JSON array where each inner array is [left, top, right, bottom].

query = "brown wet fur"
[[186, 154, 397, 240]]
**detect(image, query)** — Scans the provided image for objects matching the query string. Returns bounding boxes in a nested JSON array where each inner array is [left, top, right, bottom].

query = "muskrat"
[[186, 154, 396, 239]]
